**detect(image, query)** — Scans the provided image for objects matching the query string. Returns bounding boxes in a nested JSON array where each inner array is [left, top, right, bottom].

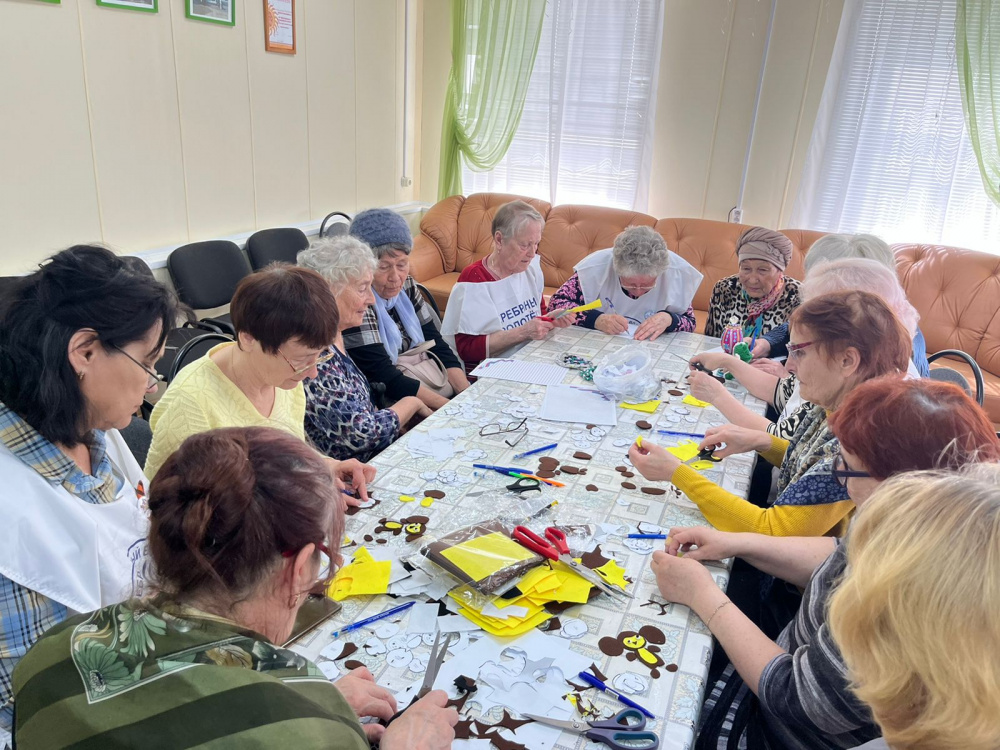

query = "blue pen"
[[627, 533, 667, 539], [330, 601, 415, 640], [513, 442, 558, 459], [473, 463, 530, 475], [576, 671, 655, 718], [656, 429, 706, 440]]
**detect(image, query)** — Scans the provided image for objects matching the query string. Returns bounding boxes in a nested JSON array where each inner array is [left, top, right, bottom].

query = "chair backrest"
[[167, 240, 251, 310], [928, 367, 974, 398], [320, 211, 352, 238], [119, 415, 153, 466], [168, 332, 233, 382], [246, 228, 309, 270]]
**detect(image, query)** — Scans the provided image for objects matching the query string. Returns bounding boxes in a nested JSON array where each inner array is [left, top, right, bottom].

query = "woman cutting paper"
[[548, 225, 702, 340], [704, 227, 801, 340], [441, 200, 576, 373]]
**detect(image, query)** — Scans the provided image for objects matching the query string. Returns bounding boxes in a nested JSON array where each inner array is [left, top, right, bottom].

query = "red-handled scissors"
[[511, 526, 633, 600]]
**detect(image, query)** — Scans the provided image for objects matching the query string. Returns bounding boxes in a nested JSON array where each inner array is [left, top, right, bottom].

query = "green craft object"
[[733, 342, 753, 363]]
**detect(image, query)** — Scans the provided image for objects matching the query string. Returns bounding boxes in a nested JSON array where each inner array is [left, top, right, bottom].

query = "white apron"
[[574, 247, 703, 324], [0, 429, 151, 614], [441, 256, 545, 359]]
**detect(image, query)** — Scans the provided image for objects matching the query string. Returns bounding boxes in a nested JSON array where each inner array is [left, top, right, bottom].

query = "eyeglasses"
[[787, 341, 815, 359], [283, 542, 334, 584], [832, 452, 871, 488], [619, 281, 658, 292], [112, 345, 164, 389], [479, 416, 528, 447], [279, 347, 336, 376]]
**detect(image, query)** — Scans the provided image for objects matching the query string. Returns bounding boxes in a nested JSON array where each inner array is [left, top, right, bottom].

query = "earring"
[[77, 371, 85, 381]]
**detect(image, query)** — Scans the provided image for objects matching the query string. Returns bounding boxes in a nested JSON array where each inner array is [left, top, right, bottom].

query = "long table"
[[292, 327, 766, 749]]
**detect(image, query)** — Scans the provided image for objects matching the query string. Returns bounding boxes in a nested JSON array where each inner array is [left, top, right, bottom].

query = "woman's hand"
[[628, 440, 683, 482], [650, 549, 719, 609], [665, 526, 743, 562], [551, 311, 577, 328], [333, 458, 377, 504], [522, 317, 556, 340], [594, 313, 630, 335], [334, 667, 397, 742], [751, 358, 789, 378], [690, 351, 736, 371], [634, 312, 672, 341], [688, 370, 727, 404], [381, 691, 459, 750], [748, 337, 771, 359], [699, 424, 771, 458]]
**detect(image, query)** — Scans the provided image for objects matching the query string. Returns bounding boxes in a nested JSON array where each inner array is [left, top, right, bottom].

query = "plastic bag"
[[592, 345, 660, 402]]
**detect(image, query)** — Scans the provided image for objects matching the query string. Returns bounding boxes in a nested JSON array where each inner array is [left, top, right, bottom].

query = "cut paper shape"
[[319, 641, 358, 662], [421, 497, 434, 507], [639, 596, 671, 616], [399, 495, 416, 503], [558, 618, 588, 639], [386, 648, 412, 669], [682, 394, 711, 408], [363, 637, 387, 656], [406, 602, 440, 635], [373, 622, 399, 639], [373, 515, 431, 543], [439, 531, 538, 585], [598, 625, 668, 678], [328, 548, 391, 601], [318, 661, 341, 680], [594, 559, 630, 591], [611, 672, 649, 695], [666, 440, 718, 471], [620, 399, 661, 414]]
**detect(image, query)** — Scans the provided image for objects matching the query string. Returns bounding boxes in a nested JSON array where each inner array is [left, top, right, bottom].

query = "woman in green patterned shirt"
[[13, 426, 456, 749]]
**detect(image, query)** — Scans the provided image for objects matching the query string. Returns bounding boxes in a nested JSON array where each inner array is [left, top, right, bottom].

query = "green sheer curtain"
[[437, 0, 547, 201], [957, 0, 1000, 206]]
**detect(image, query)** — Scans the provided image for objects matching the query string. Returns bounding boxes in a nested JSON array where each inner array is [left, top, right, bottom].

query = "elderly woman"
[[648, 378, 1000, 750], [0, 245, 179, 740], [441, 200, 575, 372], [548, 225, 702, 340], [12, 427, 457, 749], [631, 291, 911, 537], [704, 227, 801, 340], [829, 466, 1000, 750], [298, 236, 430, 462], [345, 208, 469, 409], [145, 266, 374, 499]]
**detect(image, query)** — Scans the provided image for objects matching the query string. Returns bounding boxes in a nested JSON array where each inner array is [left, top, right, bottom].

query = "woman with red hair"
[[647, 376, 1000, 750]]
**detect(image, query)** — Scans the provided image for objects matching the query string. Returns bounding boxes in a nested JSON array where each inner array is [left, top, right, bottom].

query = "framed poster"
[[96, 0, 157, 11], [264, 0, 295, 54], [186, 0, 235, 26]]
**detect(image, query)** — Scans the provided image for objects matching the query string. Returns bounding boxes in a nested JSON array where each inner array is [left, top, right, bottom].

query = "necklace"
[[486, 252, 505, 280]]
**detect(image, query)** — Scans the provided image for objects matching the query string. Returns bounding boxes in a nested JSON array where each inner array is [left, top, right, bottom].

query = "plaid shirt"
[[0, 402, 119, 733], [342, 276, 437, 351]]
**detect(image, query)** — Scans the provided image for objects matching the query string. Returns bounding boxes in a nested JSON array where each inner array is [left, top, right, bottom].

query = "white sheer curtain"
[[792, 0, 1000, 253], [462, 0, 664, 212]]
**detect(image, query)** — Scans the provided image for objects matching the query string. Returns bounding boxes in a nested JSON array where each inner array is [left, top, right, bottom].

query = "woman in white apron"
[[0, 245, 180, 744], [548, 226, 703, 341], [442, 200, 576, 372]]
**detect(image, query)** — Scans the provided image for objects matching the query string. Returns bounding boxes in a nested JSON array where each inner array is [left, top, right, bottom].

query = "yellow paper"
[[327, 550, 391, 601], [620, 399, 661, 413], [549, 562, 594, 604], [399, 495, 416, 503], [420, 497, 434, 507], [594, 559, 630, 591], [517, 567, 561, 594], [667, 440, 717, 471], [563, 298, 603, 315], [440, 532, 536, 583], [456, 606, 551, 636], [682, 394, 711, 408]]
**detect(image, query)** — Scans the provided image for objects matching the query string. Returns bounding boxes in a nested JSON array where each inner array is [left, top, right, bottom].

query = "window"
[[462, 0, 664, 212], [792, 0, 1000, 253]]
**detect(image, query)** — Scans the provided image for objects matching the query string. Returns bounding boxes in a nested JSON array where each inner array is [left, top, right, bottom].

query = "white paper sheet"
[[437, 615, 484, 633], [469, 358, 568, 386], [406, 427, 465, 461], [406, 602, 441, 635], [618, 321, 640, 338], [539, 385, 618, 426]]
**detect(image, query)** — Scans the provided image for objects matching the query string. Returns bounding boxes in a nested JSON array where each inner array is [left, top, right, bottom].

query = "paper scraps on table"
[[469, 358, 568, 387], [682, 394, 711, 408], [407, 427, 465, 461], [405, 602, 440, 634], [620, 399, 661, 413], [539, 385, 617, 426], [327, 547, 391, 601], [666, 439, 718, 470]]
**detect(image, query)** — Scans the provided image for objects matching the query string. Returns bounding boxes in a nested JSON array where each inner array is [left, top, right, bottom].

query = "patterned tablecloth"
[[292, 327, 767, 750]]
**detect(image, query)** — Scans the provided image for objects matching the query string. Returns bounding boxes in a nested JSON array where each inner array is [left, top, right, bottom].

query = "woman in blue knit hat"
[[345, 208, 470, 410]]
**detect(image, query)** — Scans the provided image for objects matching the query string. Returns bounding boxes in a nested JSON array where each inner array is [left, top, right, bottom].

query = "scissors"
[[512, 526, 633, 600], [685, 446, 721, 465], [506, 475, 542, 494], [524, 708, 659, 750], [383, 629, 454, 725]]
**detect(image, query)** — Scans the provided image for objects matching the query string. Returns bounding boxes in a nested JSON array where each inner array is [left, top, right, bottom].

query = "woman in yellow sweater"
[[145, 266, 375, 501], [630, 290, 910, 537]]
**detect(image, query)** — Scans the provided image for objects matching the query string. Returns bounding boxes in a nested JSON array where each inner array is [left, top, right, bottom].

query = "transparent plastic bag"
[[592, 345, 660, 402]]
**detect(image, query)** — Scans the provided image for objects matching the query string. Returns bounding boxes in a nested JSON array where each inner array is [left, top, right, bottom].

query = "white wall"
[[0, 0, 416, 275]]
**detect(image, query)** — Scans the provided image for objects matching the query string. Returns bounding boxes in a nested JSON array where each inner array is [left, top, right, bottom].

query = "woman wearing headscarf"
[[548, 225, 702, 340], [344, 208, 469, 410], [704, 227, 801, 340]]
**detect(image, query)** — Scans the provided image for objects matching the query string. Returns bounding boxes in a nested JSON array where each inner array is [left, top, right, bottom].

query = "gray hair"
[[804, 233, 895, 274], [612, 226, 669, 278], [297, 235, 377, 291], [372, 241, 412, 260], [802, 258, 919, 336], [492, 200, 544, 241]]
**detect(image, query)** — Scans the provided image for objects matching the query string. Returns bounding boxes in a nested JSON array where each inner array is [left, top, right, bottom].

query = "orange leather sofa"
[[410, 192, 1000, 422]]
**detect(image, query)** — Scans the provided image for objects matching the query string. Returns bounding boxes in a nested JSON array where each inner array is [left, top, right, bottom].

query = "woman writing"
[[344, 208, 469, 409], [13, 427, 457, 749], [548, 225, 701, 340], [299, 236, 430, 462]]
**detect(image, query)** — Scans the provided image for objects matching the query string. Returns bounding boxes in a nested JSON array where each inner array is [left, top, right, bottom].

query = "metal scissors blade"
[[525, 709, 658, 750], [417, 630, 453, 698], [560, 557, 634, 600]]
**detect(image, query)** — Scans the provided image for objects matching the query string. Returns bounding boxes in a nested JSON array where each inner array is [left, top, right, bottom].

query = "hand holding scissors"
[[512, 526, 633, 600], [524, 708, 658, 750]]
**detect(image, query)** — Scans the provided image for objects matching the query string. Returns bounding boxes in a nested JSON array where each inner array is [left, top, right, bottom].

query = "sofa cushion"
[[419, 273, 461, 314], [455, 193, 552, 272], [418, 195, 466, 273]]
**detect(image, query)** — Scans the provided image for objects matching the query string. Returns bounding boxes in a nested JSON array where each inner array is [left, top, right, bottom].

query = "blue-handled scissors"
[[524, 708, 658, 750]]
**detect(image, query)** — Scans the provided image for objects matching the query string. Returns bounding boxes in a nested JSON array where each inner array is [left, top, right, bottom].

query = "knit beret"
[[349, 208, 413, 252]]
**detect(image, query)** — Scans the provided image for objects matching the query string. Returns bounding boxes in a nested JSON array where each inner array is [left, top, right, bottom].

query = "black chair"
[[927, 349, 984, 406], [168, 332, 234, 382], [167, 240, 251, 336], [319, 211, 352, 238], [415, 281, 442, 320], [246, 228, 309, 270], [119, 415, 153, 467]]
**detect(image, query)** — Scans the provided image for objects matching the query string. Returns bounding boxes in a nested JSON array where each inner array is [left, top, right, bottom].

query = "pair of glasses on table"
[[479, 416, 528, 447]]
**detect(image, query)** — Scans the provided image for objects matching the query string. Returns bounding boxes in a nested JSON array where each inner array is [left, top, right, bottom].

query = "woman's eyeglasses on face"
[[832, 451, 871, 488], [279, 347, 336, 375], [112, 345, 164, 389], [787, 341, 815, 360]]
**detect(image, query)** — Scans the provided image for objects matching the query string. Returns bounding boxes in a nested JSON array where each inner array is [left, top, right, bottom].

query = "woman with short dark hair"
[[0, 245, 179, 740], [144, 265, 375, 498], [13, 427, 457, 749]]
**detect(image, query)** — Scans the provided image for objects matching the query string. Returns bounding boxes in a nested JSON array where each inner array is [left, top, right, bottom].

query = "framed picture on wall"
[[264, 0, 295, 54], [186, 0, 235, 26], [96, 0, 157, 11]]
